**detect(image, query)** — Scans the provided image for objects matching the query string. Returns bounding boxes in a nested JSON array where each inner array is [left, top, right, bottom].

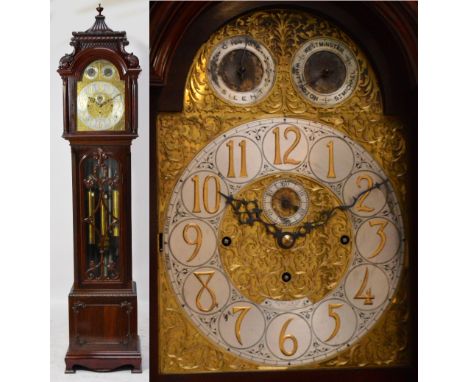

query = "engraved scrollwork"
[[159, 260, 257, 372], [319, 273, 409, 367], [158, 8, 409, 373], [219, 175, 353, 303]]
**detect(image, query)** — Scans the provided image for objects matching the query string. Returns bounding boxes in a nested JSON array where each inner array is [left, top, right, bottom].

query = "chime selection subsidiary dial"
[[291, 37, 359, 107], [207, 35, 276, 105]]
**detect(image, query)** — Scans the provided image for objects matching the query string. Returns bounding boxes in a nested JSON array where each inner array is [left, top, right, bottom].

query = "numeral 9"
[[182, 224, 202, 262]]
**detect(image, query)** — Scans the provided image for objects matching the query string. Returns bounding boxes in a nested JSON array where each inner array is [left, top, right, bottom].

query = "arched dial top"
[[162, 118, 404, 366]]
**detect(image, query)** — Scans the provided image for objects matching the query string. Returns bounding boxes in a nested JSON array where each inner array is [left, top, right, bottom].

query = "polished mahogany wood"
[[58, 5, 142, 373], [65, 283, 141, 373], [150, 2, 417, 381]]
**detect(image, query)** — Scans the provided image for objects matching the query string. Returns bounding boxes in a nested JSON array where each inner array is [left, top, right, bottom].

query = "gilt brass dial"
[[162, 117, 404, 366], [157, 8, 410, 374], [77, 60, 125, 131]]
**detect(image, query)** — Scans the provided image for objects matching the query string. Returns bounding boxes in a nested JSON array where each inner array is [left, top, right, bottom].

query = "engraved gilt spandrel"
[[157, 9, 409, 373]]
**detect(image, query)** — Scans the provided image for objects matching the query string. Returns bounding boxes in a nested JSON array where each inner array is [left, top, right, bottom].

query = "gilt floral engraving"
[[157, 9, 409, 373]]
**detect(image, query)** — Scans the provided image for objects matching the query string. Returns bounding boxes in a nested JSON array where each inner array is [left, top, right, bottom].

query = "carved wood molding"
[[150, 1, 211, 85], [59, 5, 140, 74], [370, 1, 417, 81]]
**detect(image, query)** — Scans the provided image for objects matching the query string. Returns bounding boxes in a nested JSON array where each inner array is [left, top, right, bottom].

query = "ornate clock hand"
[[236, 38, 248, 82], [221, 179, 388, 249], [99, 94, 120, 107], [291, 178, 390, 241], [220, 192, 301, 249], [220, 192, 282, 233], [220, 192, 267, 226]]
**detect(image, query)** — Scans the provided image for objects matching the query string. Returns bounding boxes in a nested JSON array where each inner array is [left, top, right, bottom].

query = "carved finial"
[[86, 3, 112, 32]]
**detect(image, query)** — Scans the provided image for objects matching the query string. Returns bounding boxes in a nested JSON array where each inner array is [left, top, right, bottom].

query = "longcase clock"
[[150, 2, 416, 382], [58, 5, 142, 373]]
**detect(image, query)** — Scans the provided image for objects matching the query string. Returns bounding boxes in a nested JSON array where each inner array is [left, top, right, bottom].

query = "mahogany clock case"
[[150, 2, 417, 382], [53, 2, 149, 375]]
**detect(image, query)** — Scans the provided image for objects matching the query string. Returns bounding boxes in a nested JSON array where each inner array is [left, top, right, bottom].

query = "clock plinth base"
[[65, 337, 142, 373], [65, 282, 142, 373]]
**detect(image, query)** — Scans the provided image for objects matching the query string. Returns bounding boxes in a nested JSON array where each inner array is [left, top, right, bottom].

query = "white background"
[[0, 1, 465, 381], [50, 0, 149, 380]]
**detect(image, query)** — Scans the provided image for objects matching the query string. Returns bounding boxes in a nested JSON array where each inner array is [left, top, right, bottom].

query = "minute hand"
[[291, 178, 389, 241], [100, 94, 120, 107]]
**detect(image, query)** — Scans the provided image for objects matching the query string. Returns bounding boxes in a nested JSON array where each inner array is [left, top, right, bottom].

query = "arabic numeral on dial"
[[368, 220, 388, 259], [232, 306, 251, 346], [353, 267, 375, 305], [191, 175, 221, 214], [356, 175, 375, 212], [325, 303, 343, 341], [279, 318, 298, 356], [182, 223, 202, 262], [273, 125, 301, 165], [226, 139, 248, 178], [194, 271, 217, 312], [326, 140, 336, 178]]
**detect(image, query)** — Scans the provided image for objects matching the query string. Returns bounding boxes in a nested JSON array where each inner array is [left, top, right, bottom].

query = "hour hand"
[[219, 192, 297, 250], [219, 192, 262, 226]]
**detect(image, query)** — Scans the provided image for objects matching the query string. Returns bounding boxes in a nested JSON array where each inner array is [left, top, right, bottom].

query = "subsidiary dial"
[[263, 179, 309, 227], [291, 37, 359, 107], [208, 35, 276, 105]]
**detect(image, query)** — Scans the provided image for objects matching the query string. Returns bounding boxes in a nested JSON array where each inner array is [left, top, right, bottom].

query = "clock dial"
[[163, 117, 404, 366], [291, 38, 359, 107], [263, 179, 309, 227], [208, 35, 276, 105], [77, 60, 125, 131]]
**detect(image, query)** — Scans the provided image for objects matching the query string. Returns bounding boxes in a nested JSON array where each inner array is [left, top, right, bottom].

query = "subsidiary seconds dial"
[[263, 179, 309, 227], [208, 35, 276, 105]]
